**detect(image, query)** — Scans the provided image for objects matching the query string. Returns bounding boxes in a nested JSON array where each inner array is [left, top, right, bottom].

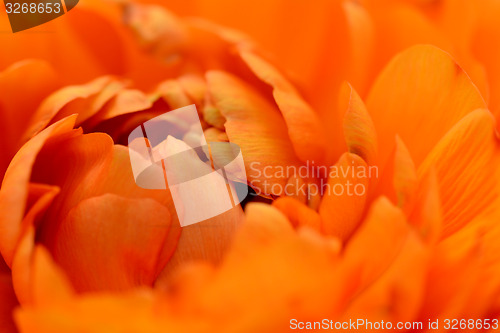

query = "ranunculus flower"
[[1, 0, 500, 332]]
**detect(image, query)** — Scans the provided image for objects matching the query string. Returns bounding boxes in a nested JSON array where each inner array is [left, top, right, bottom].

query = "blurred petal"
[[272, 197, 321, 231], [392, 136, 418, 210], [409, 169, 442, 243], [0, 2, 126, 83], [345, 233, 429, 323], [240, 51, 327, 163], [0, 259, 17, 333], [0, 116, 77, 266], [230, 203, 294, 257], [342, 197, 409, 294], [31, 246, 74, 306], [343, 1, 375, 96], [473, 0, 500, 130], [362, 3, 453, 85], [30, 132, 115, 248], [0, 60, 60, 179]]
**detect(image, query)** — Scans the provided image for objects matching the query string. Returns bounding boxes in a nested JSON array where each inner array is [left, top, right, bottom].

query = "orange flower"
[[0, 0, 500, 332]]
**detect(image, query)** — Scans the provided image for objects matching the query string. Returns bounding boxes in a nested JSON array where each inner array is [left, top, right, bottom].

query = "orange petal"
[[0, 60, 60, 178], [31, 246, 74, 307], [342, 1, 375, 97], [52, 194, 174, 292], [206, 70, 301, 197], [240, 51, 327, 163], [345, 232, 429, 323], [0, 116, 77, 266], [392, 136, 418, 211], [85, 89, 154, 126], [230, 203, 294, 256], [319, 153, 371, 241], [272, 197, 321, 231], [418, 109, 500, 237], [197, 204, 344, 323], [174, 0, 350, 113], [30, 132, 114, 249], [370, 135, 417, 210], [156, 79, 192, 110], [409, 168, 442, 243], [157, 206, 244, 280], [0, 2, 128, 84], [342, 197, 409, 294], [14, 290, 168, 333], [366, 45, 486, 168], [0, 261, 18, 333], [8, 184, 61, 305], [473, 0, 500, 131], [25, 77, 125, 138], [363, 3, 453, 85], [177, 74, 207, 108], [25, 133, 182, 290]]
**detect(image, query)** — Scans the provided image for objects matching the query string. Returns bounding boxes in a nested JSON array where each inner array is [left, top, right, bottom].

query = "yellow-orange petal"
[[418, 109, 500, 237], [393, 136, 418, 211], [319, 153, 370, 241], [362, 3, 453, 84], [473, 0, 500, 131], [343, 1, 375, 97], [409, 168, 442, 243], [367, 44, 486, 168], [344, 231, 429, 323], [206, 70, 301, 197], [342, 197, 409, 294]]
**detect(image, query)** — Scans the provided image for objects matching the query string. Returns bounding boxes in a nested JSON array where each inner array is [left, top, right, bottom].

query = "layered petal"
[[0, 116, 77, 266], [367, 45, 486, 168], [0, 60, 60, 179], [319, 153, 370, 241], [206, 70, 301, 197], [418, 109, 500, 237], [240, 51, 327, 163], [52, 194, 174, 292], [0, 259, 18, 333]]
